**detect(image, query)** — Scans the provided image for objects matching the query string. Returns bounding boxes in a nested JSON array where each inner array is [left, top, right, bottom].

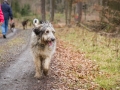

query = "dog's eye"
[[52, 31, 55, 34], [46, 31, 49, 34]]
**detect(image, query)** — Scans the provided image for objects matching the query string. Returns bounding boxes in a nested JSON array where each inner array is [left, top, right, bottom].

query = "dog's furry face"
[[33, 22, 56, 46]]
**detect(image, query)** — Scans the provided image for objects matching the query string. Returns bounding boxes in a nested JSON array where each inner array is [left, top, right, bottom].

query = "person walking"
[[1, 0, 13, 38], [0, 5, 4, 26]]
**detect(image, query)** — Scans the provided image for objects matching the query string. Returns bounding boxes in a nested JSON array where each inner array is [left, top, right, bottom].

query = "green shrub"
[[11, 0, 31, 17]]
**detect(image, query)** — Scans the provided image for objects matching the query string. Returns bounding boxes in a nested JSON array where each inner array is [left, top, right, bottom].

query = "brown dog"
[[10, 22, 15, 32], [22, 19, 29, 30]]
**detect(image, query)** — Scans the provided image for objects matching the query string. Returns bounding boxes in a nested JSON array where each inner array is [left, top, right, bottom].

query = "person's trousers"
[[1, 19, 9, 35]]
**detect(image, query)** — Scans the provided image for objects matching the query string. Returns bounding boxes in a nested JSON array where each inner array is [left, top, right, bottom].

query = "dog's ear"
[[40, 20, 43, 24], [33, 28, 40, 35]]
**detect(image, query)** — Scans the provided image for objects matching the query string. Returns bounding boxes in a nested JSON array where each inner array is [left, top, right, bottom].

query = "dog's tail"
[[33, 18, 39, 27]]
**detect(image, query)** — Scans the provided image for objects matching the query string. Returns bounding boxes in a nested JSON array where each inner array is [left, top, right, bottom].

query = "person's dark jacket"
[[1, 2, 13, 20]]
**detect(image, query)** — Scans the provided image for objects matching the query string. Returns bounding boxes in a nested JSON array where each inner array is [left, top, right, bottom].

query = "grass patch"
[[0, 37, 25, 55], [56, 26, 120, 89]]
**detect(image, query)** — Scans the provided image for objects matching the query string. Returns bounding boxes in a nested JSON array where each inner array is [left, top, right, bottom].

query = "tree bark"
[[50, 0, 55, 22], [65, 0, 73, 26], [76, 2, 82, 26], [41, 0, 46, 21], [67, 0, 73, 25], [65, 0, 68, 25], [99, 0, 103, 22], [62, 0, 65, 6]]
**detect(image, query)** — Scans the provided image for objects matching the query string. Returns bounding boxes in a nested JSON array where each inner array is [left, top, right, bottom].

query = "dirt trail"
[[0, 43, 60, 90], [0, 28, 100, 90], [0, 47, 34, 90], [0, 29, 60, 90]]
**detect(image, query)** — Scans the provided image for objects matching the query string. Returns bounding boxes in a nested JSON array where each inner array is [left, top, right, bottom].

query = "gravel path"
[[0, 29, 60, 90], [0, 28, 100, 90], [0, 29, 31, 68]]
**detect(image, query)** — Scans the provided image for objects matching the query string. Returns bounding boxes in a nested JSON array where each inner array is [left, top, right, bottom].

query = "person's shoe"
[[3, 35, 6, 38]]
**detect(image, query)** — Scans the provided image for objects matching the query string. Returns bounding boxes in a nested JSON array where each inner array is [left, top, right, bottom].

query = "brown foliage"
[[52, 39, 101, 89], [53, 23, 66, 28]]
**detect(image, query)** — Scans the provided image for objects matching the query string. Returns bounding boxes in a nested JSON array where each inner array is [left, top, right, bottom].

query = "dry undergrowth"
[[52, 39, 102, 89]]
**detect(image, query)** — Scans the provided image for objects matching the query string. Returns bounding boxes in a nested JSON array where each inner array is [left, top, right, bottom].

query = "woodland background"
[[0, 0, 119, 33], [0, 0, 120, 90]]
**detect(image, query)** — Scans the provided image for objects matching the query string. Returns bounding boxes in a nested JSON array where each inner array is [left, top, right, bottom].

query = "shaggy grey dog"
[[31, 20, 56, 79]]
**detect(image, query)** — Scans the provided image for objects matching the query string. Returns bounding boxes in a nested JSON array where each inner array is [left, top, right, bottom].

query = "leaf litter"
[[50, 39, 103, 90]]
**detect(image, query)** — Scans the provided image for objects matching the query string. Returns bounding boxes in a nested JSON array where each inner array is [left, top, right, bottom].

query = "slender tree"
[[62, 0, 65, 6], [50, 0, 55, 22], [75, 1, 82, 26], [65, 0, 73, 26], [68, 0, 73, 25], [41, 0, 46, 21], [65, 0, 68, 25]]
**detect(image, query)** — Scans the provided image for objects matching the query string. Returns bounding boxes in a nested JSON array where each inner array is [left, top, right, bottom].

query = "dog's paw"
[[43, 69, 48, 76], [34, 73, 42, 79]]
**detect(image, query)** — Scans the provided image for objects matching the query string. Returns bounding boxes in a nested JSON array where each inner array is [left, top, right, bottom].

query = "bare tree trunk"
[[73, 5, 76, 17], [65, 0, 68, 25], [50, 0, 54, 22], [67, 0, 73, 26], [99, 0, 103, 22], [65, 0, 73, 26], [62, 0, 65, 5], [41, 0, 46, 21], [76, 2, 82, 26]]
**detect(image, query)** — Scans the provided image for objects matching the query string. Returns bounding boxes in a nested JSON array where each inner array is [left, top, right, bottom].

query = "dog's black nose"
[[51, 38, 55, 41]]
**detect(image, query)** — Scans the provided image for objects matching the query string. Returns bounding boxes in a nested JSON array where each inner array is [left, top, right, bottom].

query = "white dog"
[[31, 19, 56, 79]]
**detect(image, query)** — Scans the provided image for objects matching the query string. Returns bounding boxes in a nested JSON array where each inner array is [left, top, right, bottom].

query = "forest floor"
[[0, 26, 119, 90]]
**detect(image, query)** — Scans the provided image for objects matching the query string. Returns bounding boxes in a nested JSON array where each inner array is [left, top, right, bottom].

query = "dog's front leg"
[[43, 57, 51, 76], [34, 56, 42, 79]]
